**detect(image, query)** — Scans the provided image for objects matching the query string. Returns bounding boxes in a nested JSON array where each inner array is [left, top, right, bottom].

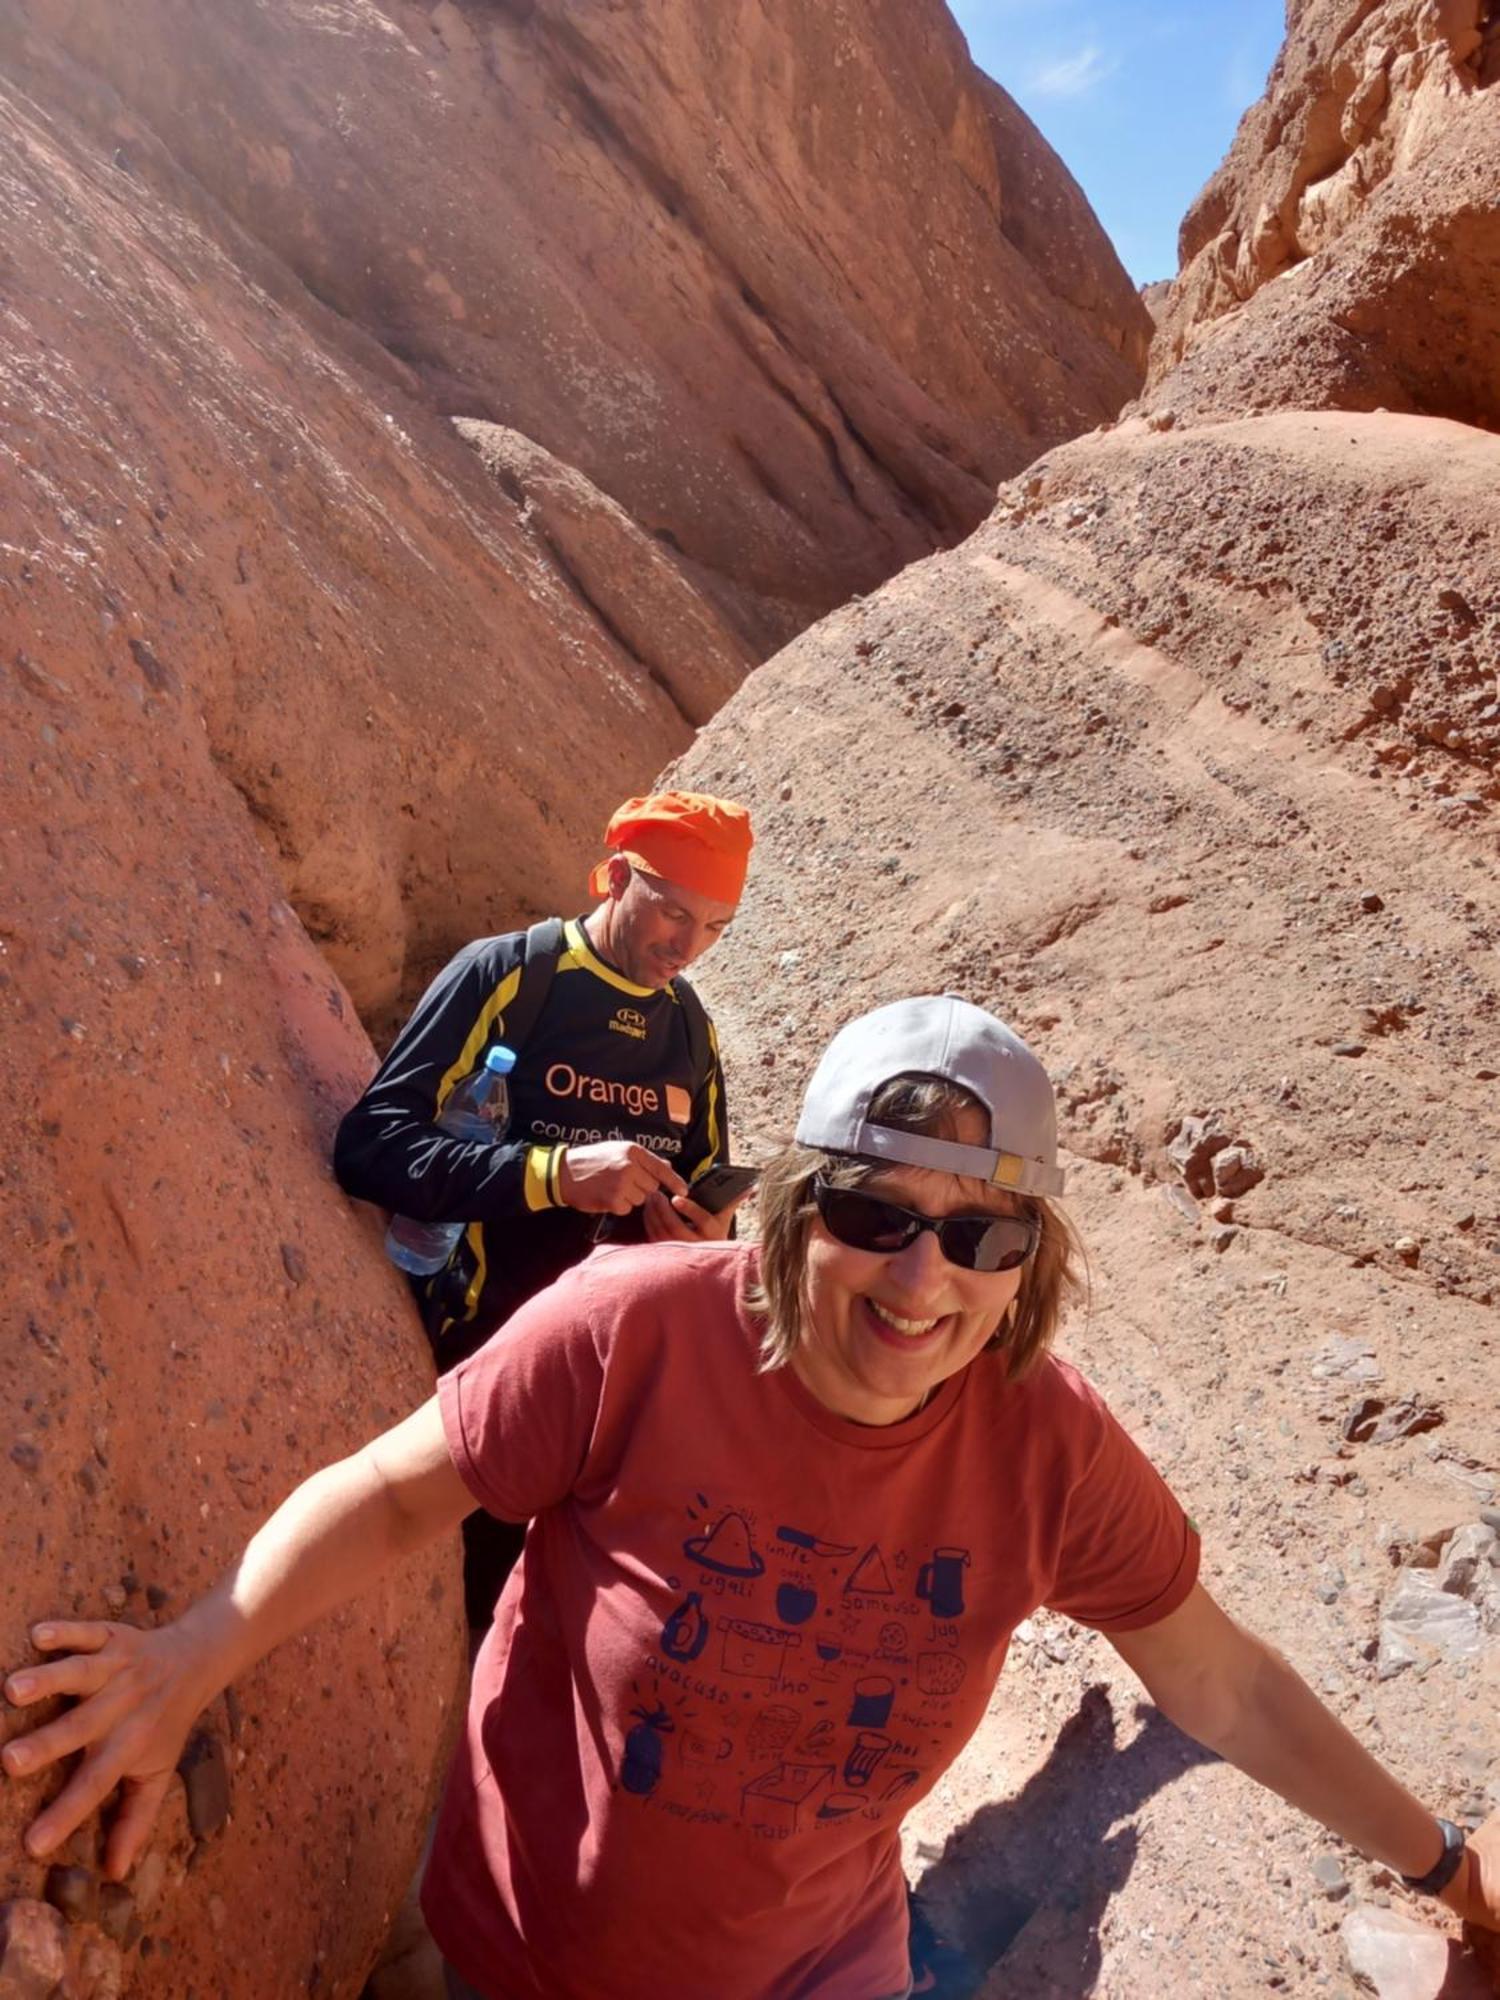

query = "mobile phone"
[[689, 1163, 761, 1213]]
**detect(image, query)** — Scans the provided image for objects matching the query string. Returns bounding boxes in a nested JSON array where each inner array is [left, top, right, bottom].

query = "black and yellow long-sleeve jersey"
[[334, 917, 726, 1360]]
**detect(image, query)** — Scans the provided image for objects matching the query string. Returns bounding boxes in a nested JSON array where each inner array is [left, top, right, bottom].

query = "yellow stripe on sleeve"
[[690, 1016, 723, 1176], [523, 1144, 558, 1213]]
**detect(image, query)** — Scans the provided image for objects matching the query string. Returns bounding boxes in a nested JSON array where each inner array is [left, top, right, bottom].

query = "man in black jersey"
[[334, 790, 753, 1620]]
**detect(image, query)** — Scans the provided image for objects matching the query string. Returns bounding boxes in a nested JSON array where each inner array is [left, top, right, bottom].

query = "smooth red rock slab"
[[7, 0, 1149, 653], [0, 31, 722, 1034], [0, 163, 472, 1972]]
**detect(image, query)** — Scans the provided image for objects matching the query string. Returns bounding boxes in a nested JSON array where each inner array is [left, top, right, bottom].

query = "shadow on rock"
[[913, 1683, 1218, 1999]]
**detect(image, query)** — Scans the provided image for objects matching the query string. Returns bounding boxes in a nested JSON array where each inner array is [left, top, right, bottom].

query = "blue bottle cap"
[[485, 1044, 518, 1075]]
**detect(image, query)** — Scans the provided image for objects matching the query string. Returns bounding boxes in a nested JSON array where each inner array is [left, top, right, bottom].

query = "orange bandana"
[[588, 792, 753, 904]]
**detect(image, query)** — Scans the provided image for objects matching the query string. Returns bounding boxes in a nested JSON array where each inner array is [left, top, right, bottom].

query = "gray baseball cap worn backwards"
[[796, 994, 1066, 1198]]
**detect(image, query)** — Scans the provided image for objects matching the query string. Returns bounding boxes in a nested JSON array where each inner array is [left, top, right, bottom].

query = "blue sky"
[[947, 0, 1286, 284]]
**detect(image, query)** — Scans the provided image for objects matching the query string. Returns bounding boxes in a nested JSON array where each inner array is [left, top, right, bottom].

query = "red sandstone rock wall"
[[7, 0, 1149, 653], [0, 19, 746, 1033], [0, 54, 502, 1996], [1146, 0, 1500, 427], [0, 21, 730, 1993]]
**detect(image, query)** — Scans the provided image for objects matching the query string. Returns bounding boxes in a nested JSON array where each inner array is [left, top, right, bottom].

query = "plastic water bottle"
[[384, 1045, 517, 1275]]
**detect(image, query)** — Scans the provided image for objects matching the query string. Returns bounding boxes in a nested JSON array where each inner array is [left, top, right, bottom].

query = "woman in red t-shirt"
[[4, 997, 1497, 1998]]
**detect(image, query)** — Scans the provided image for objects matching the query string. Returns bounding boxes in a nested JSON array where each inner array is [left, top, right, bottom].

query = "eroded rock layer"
[[1148, 0, 1500, 429], [676, 410, 1500, 1996], [6, 0, 1149, 650]]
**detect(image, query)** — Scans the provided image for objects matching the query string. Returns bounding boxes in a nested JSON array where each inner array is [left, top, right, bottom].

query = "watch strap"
[[1401, 1817, 1467, 1896]]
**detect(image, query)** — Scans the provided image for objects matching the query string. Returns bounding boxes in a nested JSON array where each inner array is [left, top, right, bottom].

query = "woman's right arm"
[[2, 1397, 470, 1878]]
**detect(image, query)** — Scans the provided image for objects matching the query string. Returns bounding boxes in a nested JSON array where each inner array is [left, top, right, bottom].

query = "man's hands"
[[1442, 1810, 1500, 1930], [3, 1619, 215, 1880], [642, 1187, 749, 1244], [558, 1141, 686, 1216], [557, 1143, 751, 1240]]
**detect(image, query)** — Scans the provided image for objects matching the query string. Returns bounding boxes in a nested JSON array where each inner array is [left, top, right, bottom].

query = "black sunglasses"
[[812, 1177, 1039, 1274]]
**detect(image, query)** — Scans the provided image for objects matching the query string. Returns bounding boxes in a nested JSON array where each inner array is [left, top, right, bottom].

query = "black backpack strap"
[[498, 916, 567, 1053], [499, 922, 710, 1084], [671, 974, 713, 1098]]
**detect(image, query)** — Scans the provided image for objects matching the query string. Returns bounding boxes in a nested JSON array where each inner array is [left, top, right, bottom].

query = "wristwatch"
[[1401, 1817, 1467, 1896]]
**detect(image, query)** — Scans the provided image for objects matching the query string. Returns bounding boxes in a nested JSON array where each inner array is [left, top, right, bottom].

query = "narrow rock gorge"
[[7, 0, 1148, 654], [0, 2, 1156, 1994], [5, 0, 1498, 1991]]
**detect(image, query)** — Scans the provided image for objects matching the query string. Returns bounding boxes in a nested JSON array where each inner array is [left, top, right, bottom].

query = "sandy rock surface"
[[6, 0, 1148, 654], [675, 408, 1500, 1995], [1147, 0, 1500, 429]]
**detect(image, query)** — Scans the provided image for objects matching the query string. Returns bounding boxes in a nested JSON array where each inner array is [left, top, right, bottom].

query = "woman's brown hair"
[[748, 1073, 1084, 1381]]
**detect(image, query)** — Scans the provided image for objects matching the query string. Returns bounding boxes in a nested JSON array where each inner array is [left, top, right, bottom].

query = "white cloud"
[[1028, 43, 1119, 98]]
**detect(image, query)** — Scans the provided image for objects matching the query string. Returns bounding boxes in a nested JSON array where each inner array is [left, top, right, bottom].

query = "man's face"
[[607, 863, 736, 989]]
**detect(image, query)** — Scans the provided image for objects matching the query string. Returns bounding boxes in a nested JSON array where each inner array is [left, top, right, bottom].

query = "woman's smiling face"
[[792, 1106, 1028, 1427]]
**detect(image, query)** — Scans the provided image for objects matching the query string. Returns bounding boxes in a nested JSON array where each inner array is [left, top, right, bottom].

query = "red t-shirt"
[[424, 1242, 1198, 2000]]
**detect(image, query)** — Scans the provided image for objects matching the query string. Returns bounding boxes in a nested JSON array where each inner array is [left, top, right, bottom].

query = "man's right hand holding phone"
[[644, 1163, 759, 1244], [558, 1141, 687, 1215]]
